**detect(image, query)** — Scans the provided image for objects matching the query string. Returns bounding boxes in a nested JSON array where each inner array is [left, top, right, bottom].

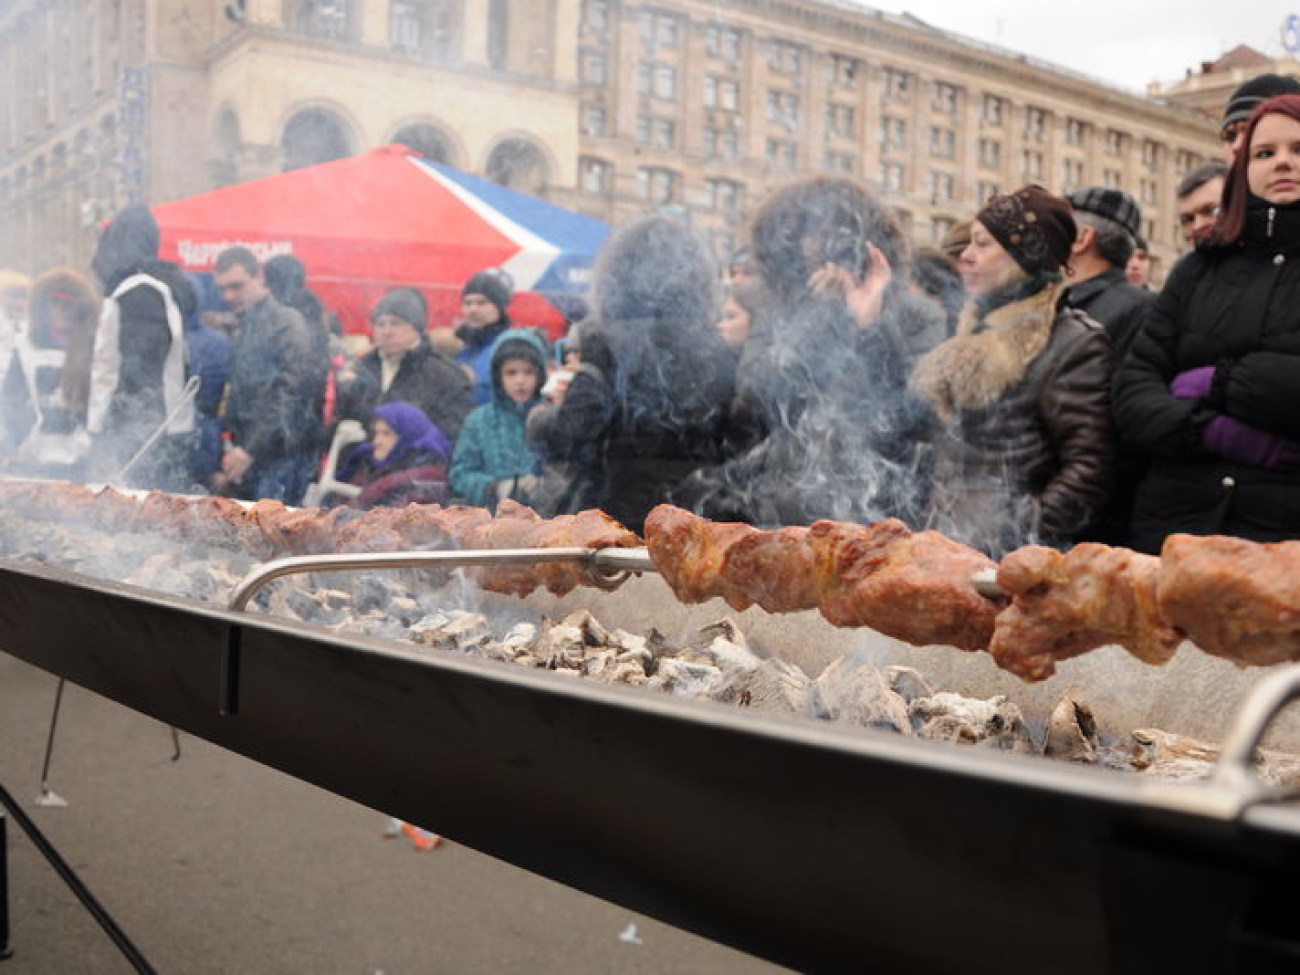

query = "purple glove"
[[1170, 366, 1216, 400], [1202, 416, 1300, 468]]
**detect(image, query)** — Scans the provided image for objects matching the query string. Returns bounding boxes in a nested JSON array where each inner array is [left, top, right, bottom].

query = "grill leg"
[[35, 680, 68, 808], [1, 808, 11, 960]]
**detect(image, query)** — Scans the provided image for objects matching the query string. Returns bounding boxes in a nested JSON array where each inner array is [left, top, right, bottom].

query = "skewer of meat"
[[644, 504, 1002, 656]]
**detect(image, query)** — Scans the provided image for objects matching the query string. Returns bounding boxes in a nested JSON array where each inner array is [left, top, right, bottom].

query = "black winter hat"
[[371, 288, 427, 332], [461, 269, 512, 316], [1223, 73, 1300, 128], [977, 185, 1077, 275], [1066, 187, 1142, 240]]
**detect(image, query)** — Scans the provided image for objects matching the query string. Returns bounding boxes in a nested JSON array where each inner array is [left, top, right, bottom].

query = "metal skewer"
[[111, 374, 202, 485]]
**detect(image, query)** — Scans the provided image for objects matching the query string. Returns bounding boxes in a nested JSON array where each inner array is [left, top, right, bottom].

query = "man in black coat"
[[1064, 187, 1155, 545], [334, 287, 473, 443], [213, 246, 325, 504]]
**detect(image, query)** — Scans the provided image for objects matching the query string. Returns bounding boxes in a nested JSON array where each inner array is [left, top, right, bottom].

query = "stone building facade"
[[0, 0, 1220, 285]]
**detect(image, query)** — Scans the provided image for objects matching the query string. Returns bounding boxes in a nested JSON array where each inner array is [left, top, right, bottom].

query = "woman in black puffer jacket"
[[527, 216, 735, 534], [1113, 94, 1300, 553]]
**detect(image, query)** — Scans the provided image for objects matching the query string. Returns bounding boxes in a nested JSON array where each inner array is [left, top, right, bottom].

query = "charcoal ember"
[[606, 658, 649, 686], [502, 622, 538, 652], [184, 563, 246, 603], [410, 610, 491, 653], [122, 551, 181, 591], [387, 595, 422, 626], [884, 665, 935, 704], [534, 618, 587, 670], [718, 658, 811, 713], [1043, 691, 1099, 764], [583, 649, 617, 679], [647, 657, 725, 698], [681, 621, 762, 673], [317, 589, 354, 611], [1124, 728, 1300, 786], [910, 692, 1033, 752], [350, 574, 400, 613], [810, 657, 911, 734]]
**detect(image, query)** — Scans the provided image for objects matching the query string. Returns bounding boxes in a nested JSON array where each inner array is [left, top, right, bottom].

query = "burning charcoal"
[[502, 622, 538, 652], [556, 609, 612, 648], [603, 658, 649, 686], [809, 657, 911, 734], [583, 649, 617, 680], [883, 665, 934, 704], [534, 619, 587, 670], [682, 622, 761, 673], [317, 589, 353, 611], [690, 618, 749, 652], [909, 693, 1033, 752], [647, 657, 726, 699], [1043, 692, 1099, 764], [718, 658, 811, 713], [1124, 728, 1300, 786], [387, 595, 422, 626]]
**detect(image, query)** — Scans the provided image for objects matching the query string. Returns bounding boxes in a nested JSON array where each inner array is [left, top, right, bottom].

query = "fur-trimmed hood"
[[910, 280, 1067, 422]]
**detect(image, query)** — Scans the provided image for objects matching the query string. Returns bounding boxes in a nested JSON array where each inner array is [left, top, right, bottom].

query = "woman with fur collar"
[[911, 185, 1115, 557]]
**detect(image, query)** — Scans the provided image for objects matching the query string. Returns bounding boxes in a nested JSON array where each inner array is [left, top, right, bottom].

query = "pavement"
[[0, 653, 789, 975]]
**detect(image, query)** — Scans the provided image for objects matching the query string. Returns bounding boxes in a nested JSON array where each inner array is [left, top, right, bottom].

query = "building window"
[[1105, 129, 1126, 156], [931, 216, 956, 243], [579, 156, 611, 194], [293, 0, 351, 40], [703, 76, 740, 111], [981, 94, 1004, 126], [932, 82, 958, 114], [486, 138, 549, 194], [1140, 176, 1158, 204], [1103, 167, 1123, 189], [928, 170, 954, 202], [827, 54, 860, 90], [976, 180, 1000, 203], [1175, 149, 1199, 176], [580, 48, 607, 86], [653, 117, 676, 149], [1065, 117, 1086, 147], [638, 61, 677, 100], [824, 149, 856, 174], [879, 161, 905, 193], [883, 67, 910, 101], [1142, 140, 1161, 168], [978, 137, 1001, 169], [582, 105, 607, 138], [393, 123, 454, 165], [825, 104, 855, 139], [768, 39, 802, 75], [707, 177, 744, 215], [929, 126, 955, 159], [1023, 106, 1046, 143], [705, 127, 740, 161], [1062, 157, 1084, 193], [881, 116, 906, 152], [582, 0, 610, 36], [765, 89, 799, 128], [706, 24, 742, 63], [766, 137, 797, 169], [639, 9, 679, 51], [1022, 149, 1043, 181], [636, 166, 679, 204], [281, 107, 353, 170]]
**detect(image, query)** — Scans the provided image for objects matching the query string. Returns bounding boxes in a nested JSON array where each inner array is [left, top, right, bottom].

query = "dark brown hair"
[[1215, 94, 1300, 245]]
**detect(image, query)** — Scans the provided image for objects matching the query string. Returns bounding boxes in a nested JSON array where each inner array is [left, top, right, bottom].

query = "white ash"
[[908, 692, 1035, 752]]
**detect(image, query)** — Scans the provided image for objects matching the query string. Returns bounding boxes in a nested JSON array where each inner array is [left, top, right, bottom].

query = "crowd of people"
[[2, 75, 1300, 560]]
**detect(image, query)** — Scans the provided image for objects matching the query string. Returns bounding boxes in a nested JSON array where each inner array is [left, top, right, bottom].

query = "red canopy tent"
[[151, 144, 608, 339]]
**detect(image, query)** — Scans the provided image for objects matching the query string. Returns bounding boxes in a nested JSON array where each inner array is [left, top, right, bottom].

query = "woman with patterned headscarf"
[[911, 184, 1115, 557]]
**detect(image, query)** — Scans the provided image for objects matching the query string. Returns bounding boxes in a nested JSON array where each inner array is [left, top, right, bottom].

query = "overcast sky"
[[871, 1, 1298, 93]]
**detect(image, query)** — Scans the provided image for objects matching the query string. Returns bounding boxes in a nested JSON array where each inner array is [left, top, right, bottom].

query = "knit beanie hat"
[[1223, 73, 1300, 129], [1065, 187, 1142, 240], [371, 288, 427, 332], [461, 269, 512, 316], [977, 185, 1077, 275]]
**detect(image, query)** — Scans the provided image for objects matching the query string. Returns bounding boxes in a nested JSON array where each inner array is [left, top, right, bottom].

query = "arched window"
[[392, 124, 456, 166], [281, 107, 353, 171], [485, 138, 548, 195]]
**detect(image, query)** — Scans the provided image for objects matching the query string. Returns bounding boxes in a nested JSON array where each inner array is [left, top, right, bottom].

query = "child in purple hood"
[[331, 401, 452, 509]]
